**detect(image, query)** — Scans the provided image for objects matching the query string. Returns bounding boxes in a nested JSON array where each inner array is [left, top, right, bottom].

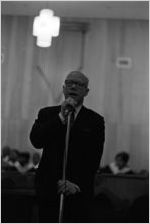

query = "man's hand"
[[57, 180, 81, 196], [61, 97, 76, 119]]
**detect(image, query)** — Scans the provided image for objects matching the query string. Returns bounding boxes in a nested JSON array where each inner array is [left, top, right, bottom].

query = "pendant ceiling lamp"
[[33, 9, 60, 47]]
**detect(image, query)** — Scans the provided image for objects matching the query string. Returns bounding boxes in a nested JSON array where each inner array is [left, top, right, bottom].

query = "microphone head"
[[66, 97, 77, 107], [65, 104, 75, 114]]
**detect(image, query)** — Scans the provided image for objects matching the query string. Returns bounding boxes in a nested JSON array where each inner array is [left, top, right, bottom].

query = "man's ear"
[[85, 87, 89, 96]]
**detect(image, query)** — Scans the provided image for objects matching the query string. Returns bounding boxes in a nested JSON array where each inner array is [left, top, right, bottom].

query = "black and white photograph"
[[1, 1, 149, 223]]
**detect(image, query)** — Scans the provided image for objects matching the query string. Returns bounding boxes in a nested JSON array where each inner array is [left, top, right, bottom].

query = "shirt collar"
[[74, 104, 82, 119]]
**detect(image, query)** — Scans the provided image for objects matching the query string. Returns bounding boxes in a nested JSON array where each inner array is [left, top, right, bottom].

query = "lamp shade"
[[33, 9, 60, 47], [37, 36, 52, 47], [39, 9, 54, 18]]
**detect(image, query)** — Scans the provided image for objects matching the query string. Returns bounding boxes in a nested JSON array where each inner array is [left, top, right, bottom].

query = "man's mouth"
[[68, 93, 78, 97]]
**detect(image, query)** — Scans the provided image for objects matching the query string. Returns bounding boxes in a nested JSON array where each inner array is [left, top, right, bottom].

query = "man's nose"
[[69, 83, 77, 88], [72, 83, 76, 87]]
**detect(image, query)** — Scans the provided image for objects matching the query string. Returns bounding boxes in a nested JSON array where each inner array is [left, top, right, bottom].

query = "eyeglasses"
[[65, 80, 86, 88]]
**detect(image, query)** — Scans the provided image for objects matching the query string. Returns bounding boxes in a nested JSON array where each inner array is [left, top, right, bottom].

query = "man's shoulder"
[[38, 105, 61, 115], [83, 106, 104, 121]]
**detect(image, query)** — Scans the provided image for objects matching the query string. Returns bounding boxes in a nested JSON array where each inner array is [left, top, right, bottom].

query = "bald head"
[[65, 71, 89, 88]]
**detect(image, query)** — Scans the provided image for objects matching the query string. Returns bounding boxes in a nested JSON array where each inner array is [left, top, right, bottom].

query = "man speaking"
[[30, 70, 105, 222]]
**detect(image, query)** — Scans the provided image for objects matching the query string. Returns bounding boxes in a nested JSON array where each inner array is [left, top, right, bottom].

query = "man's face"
[[63, 72, 89, 106]]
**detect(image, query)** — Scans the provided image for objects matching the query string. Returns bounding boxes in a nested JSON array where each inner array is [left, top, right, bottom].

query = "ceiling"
[[1, 1, 149, 20]]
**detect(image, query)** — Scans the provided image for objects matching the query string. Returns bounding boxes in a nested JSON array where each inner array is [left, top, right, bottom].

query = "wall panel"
[[1, 16, 148, 171], [83, 19, 148, 171]]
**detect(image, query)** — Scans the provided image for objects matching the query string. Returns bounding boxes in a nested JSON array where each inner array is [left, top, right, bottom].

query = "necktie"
[[70, 110, 75, 127]]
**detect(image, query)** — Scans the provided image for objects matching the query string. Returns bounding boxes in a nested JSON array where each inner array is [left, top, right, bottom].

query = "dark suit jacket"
[[30, 105, 105, 202]]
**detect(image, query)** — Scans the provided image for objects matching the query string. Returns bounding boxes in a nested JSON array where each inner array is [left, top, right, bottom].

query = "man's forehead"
[[65, 71, 88, 84]]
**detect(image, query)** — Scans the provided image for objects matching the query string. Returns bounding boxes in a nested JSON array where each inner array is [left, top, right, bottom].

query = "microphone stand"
[[58, 111, 73, 223]]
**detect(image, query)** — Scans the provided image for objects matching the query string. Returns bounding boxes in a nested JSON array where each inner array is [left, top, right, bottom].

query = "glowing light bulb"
[[33, 9, 60, 47]]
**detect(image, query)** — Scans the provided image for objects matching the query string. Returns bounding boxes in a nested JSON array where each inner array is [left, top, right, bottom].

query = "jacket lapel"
[[73, 106, 87, 126]]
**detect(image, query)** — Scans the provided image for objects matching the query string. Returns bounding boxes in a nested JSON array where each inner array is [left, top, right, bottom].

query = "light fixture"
[[33, 9, 60, 47]]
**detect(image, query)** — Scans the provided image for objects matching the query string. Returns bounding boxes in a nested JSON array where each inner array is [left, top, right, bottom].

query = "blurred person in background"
[[4, 148, 20, 172], [1, 145, 11, 170], [100, 152, 134, 175], [16, 152, 31, 174], [27, 152, 41, 172]]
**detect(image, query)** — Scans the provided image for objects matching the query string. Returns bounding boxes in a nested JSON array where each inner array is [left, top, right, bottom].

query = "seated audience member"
[[1, 146, 11, 169], [27, 152, 41, 172], [100, 152, 133, 175], [16, 152, 31, 174], [5, 149, 20, 171]]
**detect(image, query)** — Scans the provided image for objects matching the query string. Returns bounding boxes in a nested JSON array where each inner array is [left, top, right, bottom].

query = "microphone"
[[65, 104, 75, 115], [65, 97, 76, 114]]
